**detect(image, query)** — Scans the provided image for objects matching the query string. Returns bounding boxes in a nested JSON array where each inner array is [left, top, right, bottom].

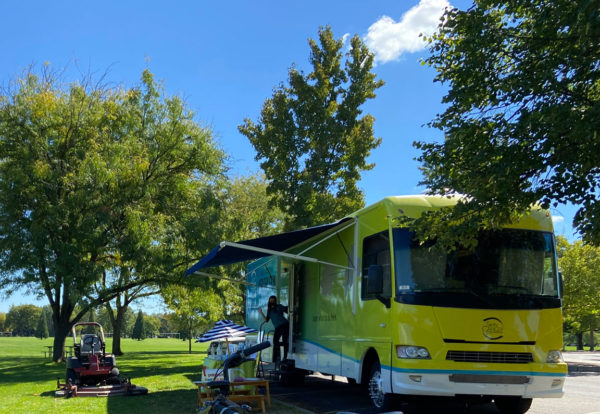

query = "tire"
[[494, 397, 533, 414], [367, 362, 394, 411], [66, 368, 79, 385]]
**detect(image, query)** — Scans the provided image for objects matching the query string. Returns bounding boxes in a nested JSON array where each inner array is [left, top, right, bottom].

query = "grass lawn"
[[0, 337, 303, 414]]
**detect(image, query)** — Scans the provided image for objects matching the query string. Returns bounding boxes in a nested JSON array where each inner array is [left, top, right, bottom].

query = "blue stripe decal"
[[299, 339, 566, 378], [301, 338, 360, 363]]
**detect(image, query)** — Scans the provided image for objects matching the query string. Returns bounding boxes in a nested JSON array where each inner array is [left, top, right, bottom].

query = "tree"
[[219, 175, 286, 241], [35, 311, 49, 339], [205, 174, 288, 320], [82, 309, 96, 334], [0, 67, 225, 361], [42, 306, 54, 337], [98, 269, 161, 355], [143, 314, 161, 338], [157, 312, 178, 334], [239, 26, 384, 230], [558, 237, 600, 350], [5, 305, 41, 336], [0, 312, 6, 332], [131, 310, 146, 340], [408, 0, 600, 248], [163, 284, 223, 353]]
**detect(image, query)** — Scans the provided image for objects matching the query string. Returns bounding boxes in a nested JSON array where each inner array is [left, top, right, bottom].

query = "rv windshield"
[[393, 228, 560, 309]]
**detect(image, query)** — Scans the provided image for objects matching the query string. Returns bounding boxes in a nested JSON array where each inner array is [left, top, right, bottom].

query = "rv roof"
[[349, 195, 552, 233]]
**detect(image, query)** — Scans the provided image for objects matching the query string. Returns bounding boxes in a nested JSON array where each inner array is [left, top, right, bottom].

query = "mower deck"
[[55, 379, 148, 397]]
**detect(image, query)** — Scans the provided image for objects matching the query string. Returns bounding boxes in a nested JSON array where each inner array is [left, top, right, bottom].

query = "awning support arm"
[[298, 219, 357, 256]]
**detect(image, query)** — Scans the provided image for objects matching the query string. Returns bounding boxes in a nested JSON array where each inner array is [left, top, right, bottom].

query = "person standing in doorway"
[[258, 295, 289, 362]]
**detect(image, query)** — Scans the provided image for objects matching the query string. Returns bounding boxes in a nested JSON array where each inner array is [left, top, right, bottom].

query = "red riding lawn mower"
[[55, 322, 148, 397]]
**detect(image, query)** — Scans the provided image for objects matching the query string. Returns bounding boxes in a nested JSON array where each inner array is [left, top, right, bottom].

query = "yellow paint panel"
[[432, 308, 563, 347]]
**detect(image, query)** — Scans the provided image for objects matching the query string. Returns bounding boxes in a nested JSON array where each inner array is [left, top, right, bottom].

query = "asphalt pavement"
[[267, 352, 600, 414], [563, 351, 600, 373]]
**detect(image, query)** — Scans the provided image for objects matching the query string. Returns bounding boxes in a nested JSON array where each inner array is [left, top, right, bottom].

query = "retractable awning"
[[185, 217, 353, 276]]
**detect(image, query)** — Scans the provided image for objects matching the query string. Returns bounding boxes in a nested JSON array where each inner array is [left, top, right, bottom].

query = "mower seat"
[[80, 334, 102, 356]]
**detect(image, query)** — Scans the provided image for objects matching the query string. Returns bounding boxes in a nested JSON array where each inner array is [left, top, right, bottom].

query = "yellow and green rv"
[[187, 195, 567, 413]]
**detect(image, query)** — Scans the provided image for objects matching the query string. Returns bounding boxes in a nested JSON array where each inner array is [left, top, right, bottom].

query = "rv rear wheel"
[[494, 397, 532, 414], [367, 362, 394, 411]]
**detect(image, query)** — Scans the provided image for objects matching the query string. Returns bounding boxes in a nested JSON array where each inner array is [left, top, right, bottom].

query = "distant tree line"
[[0, 304, 195, 340]]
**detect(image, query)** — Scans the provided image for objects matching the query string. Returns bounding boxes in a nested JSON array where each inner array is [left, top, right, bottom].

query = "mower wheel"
[[107, 367, 121, 384], [66, 368, 79, 385]]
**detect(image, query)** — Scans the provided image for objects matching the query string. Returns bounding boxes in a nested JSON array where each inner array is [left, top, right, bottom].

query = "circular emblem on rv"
[[482, 317, 504, 340]]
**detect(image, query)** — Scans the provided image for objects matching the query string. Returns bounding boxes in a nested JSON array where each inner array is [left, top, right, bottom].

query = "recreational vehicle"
[[187, 195, 567, 413]]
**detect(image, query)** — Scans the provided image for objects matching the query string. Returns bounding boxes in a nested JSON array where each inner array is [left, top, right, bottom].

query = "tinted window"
[[393, 229, 560, 309], [361, 231, 392, 300]]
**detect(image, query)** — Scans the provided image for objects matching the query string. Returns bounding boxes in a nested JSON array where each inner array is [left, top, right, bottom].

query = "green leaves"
[[411, 0, 600, 245], [0, 67, 225, 347], [239, 26, 384, 230], [559, 237, 600, 331]]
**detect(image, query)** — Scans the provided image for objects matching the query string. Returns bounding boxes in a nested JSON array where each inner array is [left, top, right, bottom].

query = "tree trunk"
[[49, 298, 78, 363], [110, 306, 127, 356], [188, 317, 192, 354], [576, 332, 584, 350], [106, 296, 129, 356], [590, 323, 595, 352], [53, 318, 72, 362], [112, 314, 124, 355]]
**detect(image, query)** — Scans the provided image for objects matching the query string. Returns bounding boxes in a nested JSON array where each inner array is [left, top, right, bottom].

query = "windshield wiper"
[[489, 285, 530, 294]]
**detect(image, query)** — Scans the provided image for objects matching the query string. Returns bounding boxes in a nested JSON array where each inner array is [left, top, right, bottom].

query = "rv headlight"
[[546, 350, 563, 363], [396, 345, 431, 359]]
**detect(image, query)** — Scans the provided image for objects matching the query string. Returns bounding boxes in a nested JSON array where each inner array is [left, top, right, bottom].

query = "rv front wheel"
[[494, 397, 532, 414], [368, 362, 393, 411]]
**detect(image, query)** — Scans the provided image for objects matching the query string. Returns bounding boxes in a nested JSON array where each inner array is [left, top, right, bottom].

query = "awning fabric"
[[185, 218, 351, 275]]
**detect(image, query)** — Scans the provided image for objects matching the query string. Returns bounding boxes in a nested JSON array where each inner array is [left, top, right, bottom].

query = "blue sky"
[[0, 0, 578, 313]]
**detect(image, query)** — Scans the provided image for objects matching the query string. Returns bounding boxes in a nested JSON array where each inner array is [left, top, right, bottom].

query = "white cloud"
[[365, 0, 451, 64], [552, 215, 564, 224]]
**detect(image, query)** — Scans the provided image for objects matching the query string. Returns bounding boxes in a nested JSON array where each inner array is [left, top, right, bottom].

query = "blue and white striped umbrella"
[[195, 320, 256, 343]]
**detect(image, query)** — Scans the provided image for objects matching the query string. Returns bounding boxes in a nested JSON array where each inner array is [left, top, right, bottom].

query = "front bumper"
[[391, 369, 565, 398]]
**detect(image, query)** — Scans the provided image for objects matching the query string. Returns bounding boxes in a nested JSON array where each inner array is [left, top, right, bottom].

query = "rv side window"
[[361, 231, 392, 300]]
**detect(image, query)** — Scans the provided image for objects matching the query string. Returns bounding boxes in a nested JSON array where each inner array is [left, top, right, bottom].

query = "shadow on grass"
[[0, 359, 63, 384], [0, 354, 53, 369], [106, 388, 197, 414], [111, 351, 206, 363], [0, 355, 202, 387], [116, 363, 203, 382], [183, 373, 204, 383], [118, 350, 208, 358]]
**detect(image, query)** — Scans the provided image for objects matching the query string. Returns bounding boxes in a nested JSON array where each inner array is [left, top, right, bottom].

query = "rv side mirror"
[[559, 271, 564, 299], [366, 265, 383, 295]]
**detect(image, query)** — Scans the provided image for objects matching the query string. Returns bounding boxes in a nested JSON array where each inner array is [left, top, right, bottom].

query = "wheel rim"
[[369, 367, 385, 408]]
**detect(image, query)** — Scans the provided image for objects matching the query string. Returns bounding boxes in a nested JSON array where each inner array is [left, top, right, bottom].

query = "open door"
[[288, 263, 303, 355]]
